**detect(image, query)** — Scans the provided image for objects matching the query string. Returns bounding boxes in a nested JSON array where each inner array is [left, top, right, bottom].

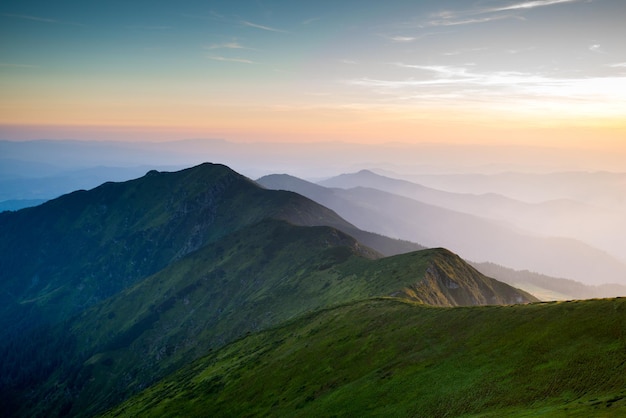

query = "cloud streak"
[[388, 35, 416, 42], [427, 14, 516, 27], [589, 44, 605, 54], [488, 0, 582, 12], [345, 64, 626, 116], [1, 13, 84, 27], [240, 20, 287, 33], [208, 55, 255, 64], [207, 42, 246, 50], [127, 25, 172, 30], [425, 0, 582, 27], [0, 63, 38, 68], [302, 17, 321, 25], [381, 32, 444, 43]]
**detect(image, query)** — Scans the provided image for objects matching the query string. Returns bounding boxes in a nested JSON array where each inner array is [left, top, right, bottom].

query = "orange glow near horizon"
[[2, 0, 625, 160], [2, 99, 625, 154]]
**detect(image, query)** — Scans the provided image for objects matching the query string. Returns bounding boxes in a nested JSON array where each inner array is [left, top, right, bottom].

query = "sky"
[[1, 0, 626, 152]]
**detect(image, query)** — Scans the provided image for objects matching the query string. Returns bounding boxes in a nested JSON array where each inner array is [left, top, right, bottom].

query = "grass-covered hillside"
[[0, 163, 420, 341], [0, 163, 422, 417], [0, 162, 547, 417], [5, 218, 534, 417], [104, 297, 626, 418]]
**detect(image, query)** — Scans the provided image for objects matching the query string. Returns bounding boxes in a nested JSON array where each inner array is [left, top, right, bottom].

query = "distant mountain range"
[[259, 172, 626, 287], [471, 261, 626, 301], [395, 170, 626, 205], [0, 163, 537, 417], [360, 169, 626, 262], [0, 139, 624, 416], [3, 139, 624, 265], [0, 158, 184, 202]]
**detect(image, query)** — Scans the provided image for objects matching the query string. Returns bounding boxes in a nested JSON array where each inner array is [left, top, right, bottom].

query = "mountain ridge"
[[0, 163, 421, 336], [260, 172, 626, 286], [102, 297, 626, 417], [0, 162, 534, 417], [320, 169, 626, 263], [3, 220, 534, 417]]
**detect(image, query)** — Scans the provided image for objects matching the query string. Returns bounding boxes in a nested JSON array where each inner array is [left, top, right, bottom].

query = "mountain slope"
[[321, 169, 626, 261], [0, 163, 530, 417], [320, 169, 529, 215], [401, 170, 626, 205], [260, 173, 626, 286], [0, 163, 420, 339], [0, 198, 47, 212], [473, 261, 626, 301], [5, 219, 534, 417], [103, 297, 626, 417], [259, 174, 529, 246], [375, 170, 626, 264]]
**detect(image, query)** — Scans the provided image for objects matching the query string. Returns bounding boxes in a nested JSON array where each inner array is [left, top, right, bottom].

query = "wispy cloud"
[[609, 62, 626, 68], [2, 13, 57, 23], [488, 0, 582, 12], [1, 13, 84, 27], [424, 0, 581, 27], [208, 55, 255, 64], [427, 14, 516, 27], [588, 44, 605, 54], [0, 62, 38, 68], [302, 17, 321, 25], [442, 47, 487, 56], [381, 32, 443, 42], [240, 20, 287, 33], [349, 65, 567, 90], [391, 63, 472, 78], [339, 59, 358, 65], [344, 64, 626, 116], [181, 10, 226, 22], [207, 41, 246, 50], [388, 35, 416, 42], [182, 12, 287, 34], [127, 25, 172, 30]]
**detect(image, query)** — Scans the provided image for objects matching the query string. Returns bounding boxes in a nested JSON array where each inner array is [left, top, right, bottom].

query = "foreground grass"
[[103, 297, 626, 417]]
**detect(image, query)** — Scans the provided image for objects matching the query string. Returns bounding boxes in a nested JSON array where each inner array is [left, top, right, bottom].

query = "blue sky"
[[1, 0, 625, 148]]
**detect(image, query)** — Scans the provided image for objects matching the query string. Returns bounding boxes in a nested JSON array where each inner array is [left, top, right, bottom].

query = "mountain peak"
[[0, 162, 542, 418], [356, 169, 377, 175], [0, 163, 420, 332]]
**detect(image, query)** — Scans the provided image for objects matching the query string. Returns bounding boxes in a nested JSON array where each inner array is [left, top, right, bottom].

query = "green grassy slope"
[[14, 219, 533, 417], [0, 162, 540, 417], [0, 163, 419, 417], [0, 164, 271, 332], [0, 163, 420, 336], [103, 297, 626, 418]]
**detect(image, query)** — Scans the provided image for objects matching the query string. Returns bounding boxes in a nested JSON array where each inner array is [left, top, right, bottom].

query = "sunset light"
[[2, 0, 625, 150], [3, 2, 626, 416]]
